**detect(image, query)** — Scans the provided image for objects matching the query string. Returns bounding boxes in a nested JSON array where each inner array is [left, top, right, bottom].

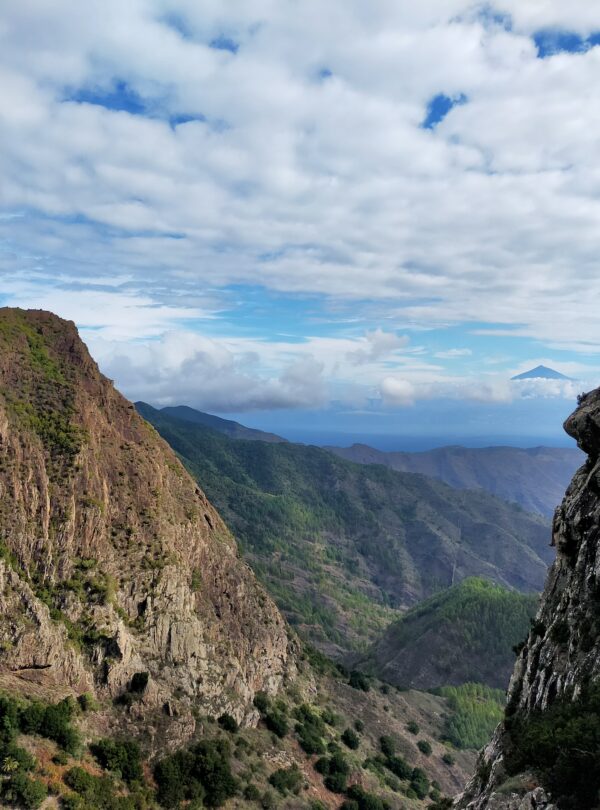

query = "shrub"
[[324, 772, 347, 793], [354, 719, 364, 732], [346, 784, 386, 810], [406, 720, 419, 735], [244, 783, 261, 801], [265, 709, 288, 738], [379, 735, 395, 758], [91, 738, 143, 783], [218, 713, 239, 733], [410, 767, 430, 799], [341, 728, 360, 750], [385, 755, 411, 780], [154, 739, 236, 808], [77, 693, 99, 713], [442, 752, 455, 766], [253, 692, 270, 714], [348, 671, 370, 692], [3, 772, 47, 809], [321, 708, 337, 726], [269, 764, 302, 795], [417, 739, 432, 756], [295, 705, 326, 755]]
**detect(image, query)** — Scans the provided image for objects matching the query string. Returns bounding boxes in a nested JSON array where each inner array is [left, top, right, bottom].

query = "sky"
[[1, 1, 600, 445]]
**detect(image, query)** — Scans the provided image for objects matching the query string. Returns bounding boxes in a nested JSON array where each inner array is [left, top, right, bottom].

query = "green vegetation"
[[436, 683, 505, 749], [0, 693, 83, 808], [369, 577, 539, 690], [154, 739, 237, 807], [341, 727, 360, 749], [91, 739, 143, 783], [417, 739, 432, 756], [505, 681, 600, 810], [294, 704, 327, 755], [137, 403, 548, 653], [268, 764, 303, 794], [0, 311, 85, 476]]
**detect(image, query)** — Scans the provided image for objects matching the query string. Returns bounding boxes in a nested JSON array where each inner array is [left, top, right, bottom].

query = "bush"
[[346, 784, 386, 810], [265, 709, 288, 738], [253, 692, 270, 714], [3, 772, 47, 809], [218, 713, 239, 733], [406, 720, 419, 735], [244, 783, 261, 801], [417, 739, 432, 756], [154, 739, 237, 808], [295, 705, 326, 755], [341, 728, 360, 750], [91, 738, 143, 783], [379, 735, 395, 757], [324, 772, 347, 793], [386, 755, 411, 780], [321, 708, 337, 726], [354, 719, 364, 732], [269, 764, 302, 795], [442, 752, 455, 766], [410, 767, 430, 799], [348, 671, 370, 692], [77, 693, 99, 712]]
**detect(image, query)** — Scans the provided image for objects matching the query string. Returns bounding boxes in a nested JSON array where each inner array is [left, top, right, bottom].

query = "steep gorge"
[[0, 308, 294, 750]]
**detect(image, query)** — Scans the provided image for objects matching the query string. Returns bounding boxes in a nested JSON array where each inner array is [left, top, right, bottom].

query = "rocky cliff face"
[[0, 309, 294, 749], [456, 390, 600, 809]]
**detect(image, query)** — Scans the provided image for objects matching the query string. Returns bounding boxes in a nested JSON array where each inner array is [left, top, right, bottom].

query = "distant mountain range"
[[362, 577, 538, 690], [326, 443, 583, 516], [511, 364, 572, 380], [137, 402, 552, 655]]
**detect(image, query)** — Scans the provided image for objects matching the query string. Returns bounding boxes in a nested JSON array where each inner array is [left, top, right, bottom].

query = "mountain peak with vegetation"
[[362, 577, 538, 690], [458, 388, 600, 809], [0, 308, 293, 744], [147, 403, 287, 444]]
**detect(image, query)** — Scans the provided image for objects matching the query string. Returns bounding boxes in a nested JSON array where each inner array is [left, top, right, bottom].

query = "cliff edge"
[[456, 389, 600, 809], [0, 309, 294, 751]]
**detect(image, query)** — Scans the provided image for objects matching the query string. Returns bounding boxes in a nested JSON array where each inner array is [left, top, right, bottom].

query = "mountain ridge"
[[326, 443, 583, 516]]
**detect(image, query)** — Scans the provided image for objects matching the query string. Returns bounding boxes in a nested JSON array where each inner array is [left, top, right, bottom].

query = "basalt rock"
[[0, 308, 295, 749], [456, 389, 600, 808]]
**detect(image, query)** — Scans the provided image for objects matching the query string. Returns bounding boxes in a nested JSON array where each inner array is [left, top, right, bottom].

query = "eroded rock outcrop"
[[0, 308, 295, 749], [456, 390, 600, 809]]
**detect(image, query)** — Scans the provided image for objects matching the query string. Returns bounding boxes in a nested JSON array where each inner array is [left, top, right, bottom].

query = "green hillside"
[[365, 577, 538, 689], [137, 404, 549, 654]]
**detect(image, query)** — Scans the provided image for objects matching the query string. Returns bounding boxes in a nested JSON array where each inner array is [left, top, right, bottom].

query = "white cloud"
[[346, 328, 410, 365], [1, 0, 600, 411], [434, 348, 472, 359], [380, 377, 416, 406]]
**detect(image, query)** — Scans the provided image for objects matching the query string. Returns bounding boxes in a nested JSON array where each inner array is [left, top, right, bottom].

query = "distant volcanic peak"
[[511, 365, 572, 381]]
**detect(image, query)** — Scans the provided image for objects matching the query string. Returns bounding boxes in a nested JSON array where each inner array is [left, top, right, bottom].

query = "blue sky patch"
[[67, 80, 147, 115], [533, 29, 600, 58], [421, 93, 467, 129], [210, 35, 239, 54]]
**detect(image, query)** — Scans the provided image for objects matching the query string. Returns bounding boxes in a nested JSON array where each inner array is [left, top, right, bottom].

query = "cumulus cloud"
[[346, 329, 410, 365], [1, 0, 600, 412], [380, 377, 416, 406], [94, 331, 328, 412]]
